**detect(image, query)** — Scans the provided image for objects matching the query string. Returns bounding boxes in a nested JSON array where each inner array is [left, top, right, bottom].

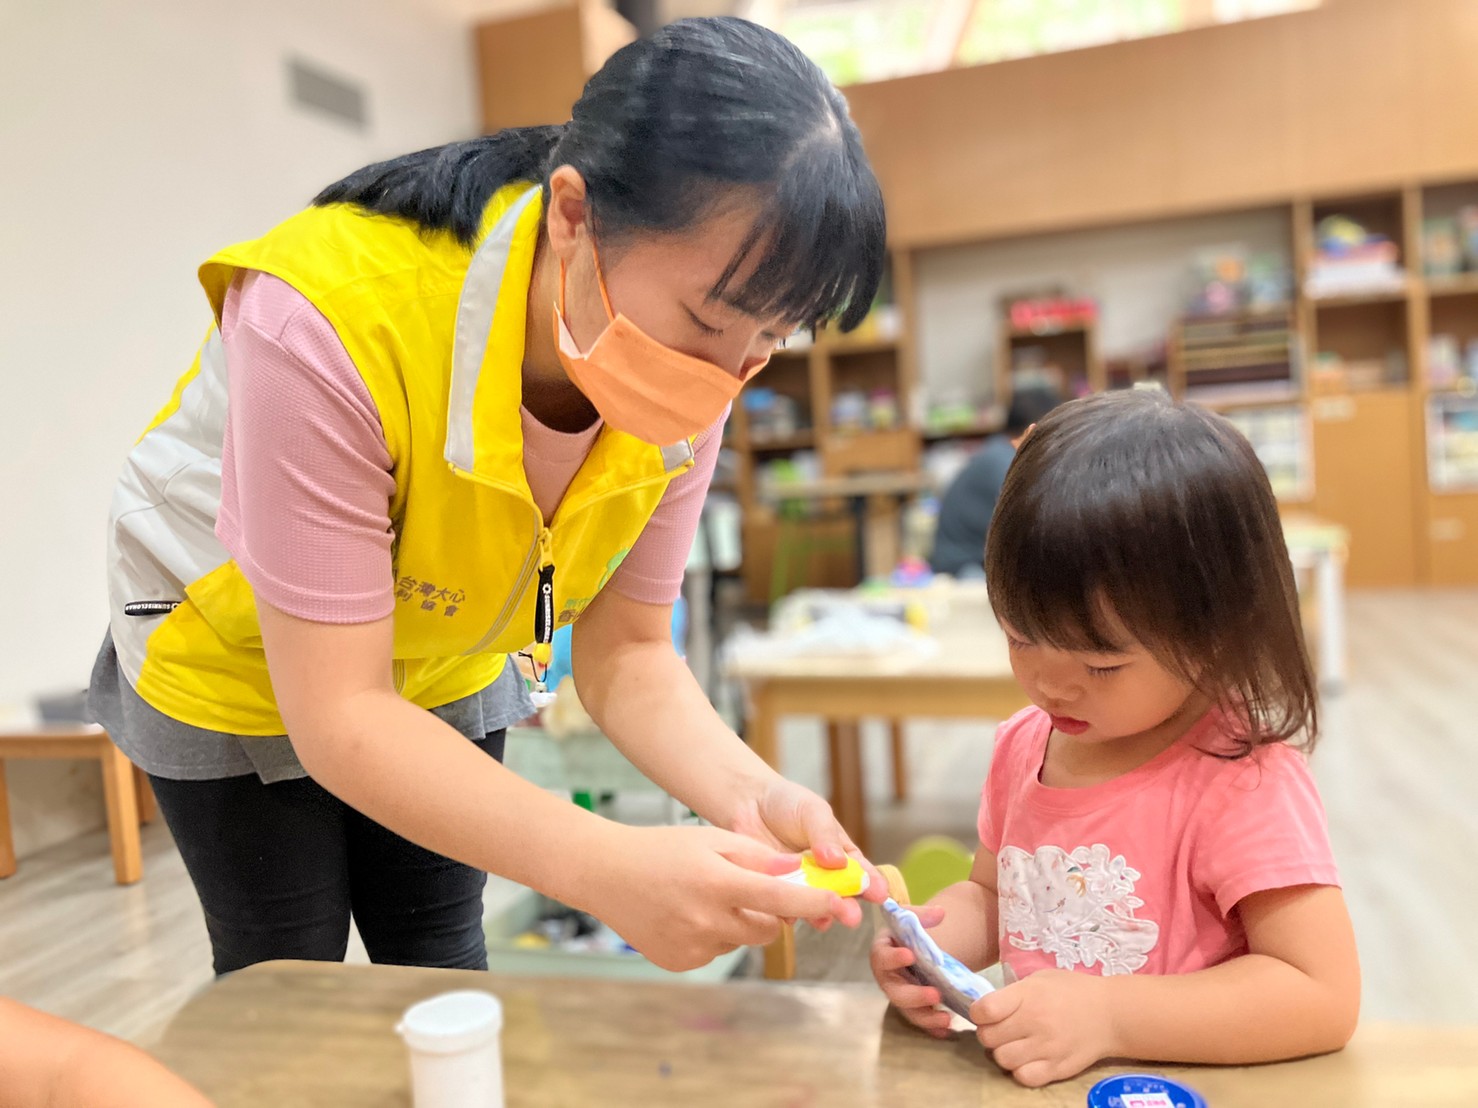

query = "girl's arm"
[[1105, 884, 1360, 1062], [972, 884, 1360, 1088], [921, 846, 1001, 970], [870, 848, 999, 1036], [0, 999, 213, 1108]]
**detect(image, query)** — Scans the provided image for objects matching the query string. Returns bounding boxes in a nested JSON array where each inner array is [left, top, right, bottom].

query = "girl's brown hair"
[[985, 389, 1317, 753]]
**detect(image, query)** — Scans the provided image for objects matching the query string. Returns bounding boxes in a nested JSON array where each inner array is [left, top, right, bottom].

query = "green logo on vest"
[[556, 549, 629, 625]]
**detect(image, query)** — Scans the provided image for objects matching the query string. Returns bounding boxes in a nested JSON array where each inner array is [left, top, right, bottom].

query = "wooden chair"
[[0, 724, 155, 885], [764, 863, 910, 980]]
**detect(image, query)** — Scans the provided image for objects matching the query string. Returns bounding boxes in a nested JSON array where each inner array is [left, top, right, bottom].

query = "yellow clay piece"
[[798, 852, 868, 897]]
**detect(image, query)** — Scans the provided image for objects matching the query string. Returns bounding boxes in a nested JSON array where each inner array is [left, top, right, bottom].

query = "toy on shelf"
[[888, 556, 933, 588], [831, 389, 868, 433], [1425, 216, 1464, 278], [1306, 213, 1404, 298], [868, 388, 901, 430], [743, 387, 806, 443], [1461, 206, 1478, 272], [1186, 245, 1290, 315], [1006, 293, 1097, 334]]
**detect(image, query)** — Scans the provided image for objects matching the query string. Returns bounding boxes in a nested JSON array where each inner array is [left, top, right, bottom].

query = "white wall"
[[915, 207, 1293, 408], [0, 0, 477, 855]]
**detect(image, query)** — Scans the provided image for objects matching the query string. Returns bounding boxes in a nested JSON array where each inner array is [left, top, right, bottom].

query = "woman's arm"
[[570, 587, 882, 915], [570, 588, 764, 830], [0, 999, 212, 1108], [260, 603, 843, 970]]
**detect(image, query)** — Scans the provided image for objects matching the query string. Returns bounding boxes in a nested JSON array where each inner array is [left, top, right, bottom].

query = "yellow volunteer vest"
[[121, 184, 692, 734]]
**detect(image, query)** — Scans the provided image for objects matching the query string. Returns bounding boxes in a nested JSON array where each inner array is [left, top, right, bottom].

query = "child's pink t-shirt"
[[978, 706, 1340, 980], [213, 271, 718, 624]]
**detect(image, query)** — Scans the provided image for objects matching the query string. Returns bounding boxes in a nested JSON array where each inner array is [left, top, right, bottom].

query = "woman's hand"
[[727, 775, 886, 928], [578, 822, 848, 972]]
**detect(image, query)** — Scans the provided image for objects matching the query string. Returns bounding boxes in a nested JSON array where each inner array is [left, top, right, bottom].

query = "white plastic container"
[[396, 990, 505, 1108]]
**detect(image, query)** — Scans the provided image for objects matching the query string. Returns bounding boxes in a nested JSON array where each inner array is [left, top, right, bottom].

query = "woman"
[[92, 17, 887, 975]]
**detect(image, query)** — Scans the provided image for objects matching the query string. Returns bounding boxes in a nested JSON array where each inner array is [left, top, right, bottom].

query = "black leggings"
[[148, 732, 505, 976]]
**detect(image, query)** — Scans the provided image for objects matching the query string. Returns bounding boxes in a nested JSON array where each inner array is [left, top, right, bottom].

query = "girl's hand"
[[868, 905, 955, 1038], [581, 822, 846, 972], [726, 775, 886, 929], [970, 969, 1116, 1087]]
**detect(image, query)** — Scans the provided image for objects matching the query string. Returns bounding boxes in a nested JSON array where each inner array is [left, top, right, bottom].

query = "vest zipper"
[[453, 452, 688, 658], [462, 506, 546, 656]]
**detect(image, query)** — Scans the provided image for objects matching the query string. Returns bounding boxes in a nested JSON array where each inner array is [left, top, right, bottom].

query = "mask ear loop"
[[588, 235, 616, 320], [554, 234, 617, 335]]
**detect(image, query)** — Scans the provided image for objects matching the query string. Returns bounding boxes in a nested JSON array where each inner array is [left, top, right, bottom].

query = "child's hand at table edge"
[[869, 904, 955, 1038], [970, 969, 1115, 1088]]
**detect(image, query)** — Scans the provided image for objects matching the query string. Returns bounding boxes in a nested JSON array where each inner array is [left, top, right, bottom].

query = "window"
[[751, 0, 1321, 87]]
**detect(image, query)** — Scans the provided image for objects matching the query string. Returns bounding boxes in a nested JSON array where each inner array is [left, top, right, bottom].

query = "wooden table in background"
[[148, 960, 1478, 1107], [0, 723, 155, 884], [730, 582, 1028, 858]]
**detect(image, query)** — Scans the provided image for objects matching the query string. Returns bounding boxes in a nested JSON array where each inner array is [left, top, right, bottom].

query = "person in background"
[[929, 383, 1064, 579], [0, 999, 211, 1107]]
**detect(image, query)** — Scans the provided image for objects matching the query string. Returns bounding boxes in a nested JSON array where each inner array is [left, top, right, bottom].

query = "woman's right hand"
[[581, 822, 849, 972], [869, 904, 955, 1038]]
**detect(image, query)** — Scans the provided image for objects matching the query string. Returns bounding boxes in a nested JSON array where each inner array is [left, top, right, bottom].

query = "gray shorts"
[[87, 633, 536, 784]]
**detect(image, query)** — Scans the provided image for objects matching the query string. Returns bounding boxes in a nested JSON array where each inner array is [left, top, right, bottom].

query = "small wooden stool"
[[0, 724, 155, 885]]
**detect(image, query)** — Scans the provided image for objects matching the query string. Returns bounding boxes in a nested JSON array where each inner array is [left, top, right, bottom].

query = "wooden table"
[[730, 581, 1027, 857], [0, 723, 155, 884], [148, 960, 1478, 1106]]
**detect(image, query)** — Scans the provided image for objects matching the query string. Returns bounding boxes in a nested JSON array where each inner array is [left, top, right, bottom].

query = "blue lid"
[[1087, 1073, 1208, 1108]]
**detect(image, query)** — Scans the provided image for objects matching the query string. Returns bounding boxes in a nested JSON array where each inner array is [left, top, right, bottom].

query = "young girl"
[[871, 389, 1360, 1088]]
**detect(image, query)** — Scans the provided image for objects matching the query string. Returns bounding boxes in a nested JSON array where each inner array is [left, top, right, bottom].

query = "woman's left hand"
[[727, 775, 886, 928]]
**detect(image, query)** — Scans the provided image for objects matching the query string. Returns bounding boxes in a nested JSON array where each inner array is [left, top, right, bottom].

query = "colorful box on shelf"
[[1006, 295, 1097, 333]]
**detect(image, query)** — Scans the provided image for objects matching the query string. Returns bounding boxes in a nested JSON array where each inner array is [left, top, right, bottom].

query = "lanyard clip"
[[530, 531, 557, 702]]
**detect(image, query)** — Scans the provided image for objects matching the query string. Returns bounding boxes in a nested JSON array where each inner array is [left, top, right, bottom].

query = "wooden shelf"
[[1006, 322, 1094, 340], [1307, 283, 1411, 309], [1424, 382, 1478, 398], [748, 431, 816, 452], [1424, 273, 1478, 298], [1187, 385, 1305, 411], [821, 337, 900, 357], [922, 423, 1001, 442]]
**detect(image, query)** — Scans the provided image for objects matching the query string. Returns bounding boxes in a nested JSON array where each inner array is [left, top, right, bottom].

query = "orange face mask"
[[553, 243, 768, 446]]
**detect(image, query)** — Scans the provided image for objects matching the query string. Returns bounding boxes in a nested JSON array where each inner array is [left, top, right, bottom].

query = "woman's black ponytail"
[[313, 125, 564, 247], [313, 17, 885, 331]]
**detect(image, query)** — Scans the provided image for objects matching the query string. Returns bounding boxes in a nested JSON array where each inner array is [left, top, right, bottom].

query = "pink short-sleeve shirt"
[[978, 706, 1340, 980]]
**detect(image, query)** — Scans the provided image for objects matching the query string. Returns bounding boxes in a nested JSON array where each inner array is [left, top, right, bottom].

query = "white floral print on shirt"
[[998, 843, 1161, 975]]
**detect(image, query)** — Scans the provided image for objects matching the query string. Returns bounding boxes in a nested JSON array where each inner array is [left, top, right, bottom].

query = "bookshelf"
[[729, 260, 921, 601]]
